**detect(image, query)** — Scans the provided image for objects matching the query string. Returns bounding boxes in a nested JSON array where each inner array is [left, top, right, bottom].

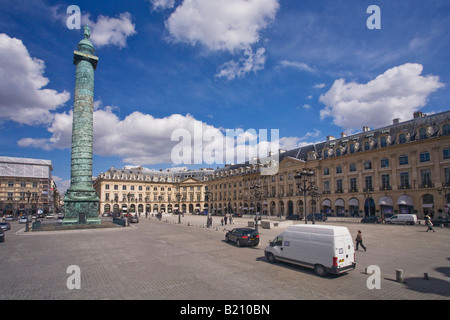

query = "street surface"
[[0, 214, 449, 301]]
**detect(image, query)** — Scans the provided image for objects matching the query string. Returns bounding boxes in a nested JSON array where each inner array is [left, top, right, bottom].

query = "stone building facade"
[[95, 111, 450, 219]]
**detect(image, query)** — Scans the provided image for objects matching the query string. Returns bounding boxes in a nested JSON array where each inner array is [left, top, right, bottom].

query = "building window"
[[349, 163, 356, 172], [399, 155, 408, 165], [349, 178, 357, 192], [420, 169, 432, 188], [349, 144, 355, 154], [400, 172, 410, 189], [105, 184, 110, 190], [323, 181, 330, 193], [122, 185, 127, 190], [364, 161, 372, 170], [323, 149, 329, 159], [398, 133, 407, 144], [419, 127, 427, 139], [419, 152, 430, 163], [443, 123, 450, 135], [380, 136, 388, 147], [380, 158, 389, 168], [365, 176, 373, 191], [336, 148, 341, 156], [7, 192, 13, 200], [364, 141, 371, 151], [336, 179, 343, 193], [114, 185, 118, 190], [445, 168, 450, 186], [381, 174, 390, 190], [443, 148, 450, 160], [336, 165, 342, 174], [323, 167, 329, 175]]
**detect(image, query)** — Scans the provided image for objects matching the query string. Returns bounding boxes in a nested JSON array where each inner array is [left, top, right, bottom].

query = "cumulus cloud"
[[82, 12, 137, 49], [0, 34, 70, 125], [319, 63, 444, 132], [165, 0, 279, 79], [165, 0, 279, 52], [18, 107, 280, 166]]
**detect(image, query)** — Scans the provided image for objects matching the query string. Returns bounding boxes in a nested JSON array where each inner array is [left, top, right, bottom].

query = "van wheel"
[[314, 264, 328, 277], [266, 253, 276, 263]]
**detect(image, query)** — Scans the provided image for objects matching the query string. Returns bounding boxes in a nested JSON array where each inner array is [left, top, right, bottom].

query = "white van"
[[385, 214, 417, 225], [264, 225, 356, 277]]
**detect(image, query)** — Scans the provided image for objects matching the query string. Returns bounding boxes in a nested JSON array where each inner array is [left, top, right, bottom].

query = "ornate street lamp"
[[176, 193, 182, 224], [250, 182, 261, 231], [295, 169, 317, 224], [25, 189, 31, 232]]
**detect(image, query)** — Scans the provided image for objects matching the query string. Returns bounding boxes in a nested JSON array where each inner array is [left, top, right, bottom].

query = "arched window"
[[442, 123, 450, 135], [398, 133, 407, 144], [419, 127, 427, 139], [364, 141, 370, 151], [380, 136, 388, 147], [349, 144, 355, 154], [336, 148, 341, 156], [323, 149, 329, 159]]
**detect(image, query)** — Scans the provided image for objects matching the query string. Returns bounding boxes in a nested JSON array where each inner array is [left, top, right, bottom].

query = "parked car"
[[3, 215, 15, 221], [130, 215, 139, 223], [361, 216, 382, 224], [0, 228, 4, 243], [431, 216, 450, 227], [307, 213, 328, 221], [232, 213, 243, 217], [19, 216, 32, 224], [0, 221, 11, 231], [225, 228, 259, 247], [286, 214, 303, 220], [385, 214, 417, 225], [45, 214, 55, 219]]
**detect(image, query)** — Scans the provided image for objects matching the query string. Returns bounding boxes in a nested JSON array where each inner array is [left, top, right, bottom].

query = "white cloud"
[[314, 83, 326, 89], [0, 34, 70, 125], [82, 12, 136, 49], [319, 63, 445, 132], [280, 60, 315, 73], [166, 0, 279, 52], [18, 106, 282, 167], [148, 0, 175, 11], [216, 47, 266, 80]]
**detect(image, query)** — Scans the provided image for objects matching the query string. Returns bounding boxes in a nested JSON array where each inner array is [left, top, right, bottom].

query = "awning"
[[335, 199, 344, 207], [397, 195, 413, 206], [322, 199, 331, 207], [422, 203, 434, 208], [378, 196, 393, 206], [349, 198, 359, 206]]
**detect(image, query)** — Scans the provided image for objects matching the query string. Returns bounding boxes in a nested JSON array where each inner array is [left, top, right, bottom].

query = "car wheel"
[[236, 239, 242, 247], [225, 236, 230, 242], [314, 264, 328, 277], [266, 252, 276, 263]]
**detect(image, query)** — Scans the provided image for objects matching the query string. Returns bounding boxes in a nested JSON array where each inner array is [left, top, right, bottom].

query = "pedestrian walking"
[[425, 215, 435, 232], [355, 230, 366, 251], [221, 218, 224, 226], [229, 216, 233, 225], [224, 216, 228, 225]]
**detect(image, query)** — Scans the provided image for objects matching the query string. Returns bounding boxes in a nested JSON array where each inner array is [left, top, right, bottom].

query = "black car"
[[361, 216, 382, 223], [286, 214, 303, 220], [225, 228, 259, 247], [307, 213, 328, 221]]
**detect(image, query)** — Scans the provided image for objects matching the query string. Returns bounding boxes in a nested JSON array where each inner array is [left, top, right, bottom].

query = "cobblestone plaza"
[[1, 215, 449, 301]]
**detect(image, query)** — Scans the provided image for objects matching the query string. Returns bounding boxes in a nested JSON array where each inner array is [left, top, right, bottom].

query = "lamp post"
[[176, 193, 182, 224], [295, 169, 317, 224], [25, 189, 31, 232], [363, 188, 373, 217], [204, 189, 212, 227], [250, 182, 261, 231]]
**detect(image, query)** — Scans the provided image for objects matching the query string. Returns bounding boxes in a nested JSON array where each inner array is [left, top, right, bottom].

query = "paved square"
[[0, 215, 449, 300]]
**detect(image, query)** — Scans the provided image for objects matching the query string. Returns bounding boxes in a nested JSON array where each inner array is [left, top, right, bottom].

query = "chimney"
[[413, 111, 425, 118], [340, 132, 347, 138], [362, 126, 370, 132], [326, 135, 335, 141], [393, 118, 400, 124]]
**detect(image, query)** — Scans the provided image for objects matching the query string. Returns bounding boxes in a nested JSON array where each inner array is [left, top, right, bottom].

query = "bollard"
[[396, 269, 404, 283], [424, 273, 429, 280]]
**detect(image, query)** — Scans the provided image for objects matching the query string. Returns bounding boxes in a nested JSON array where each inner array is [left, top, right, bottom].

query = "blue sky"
[[0, 0, 449, 192]]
